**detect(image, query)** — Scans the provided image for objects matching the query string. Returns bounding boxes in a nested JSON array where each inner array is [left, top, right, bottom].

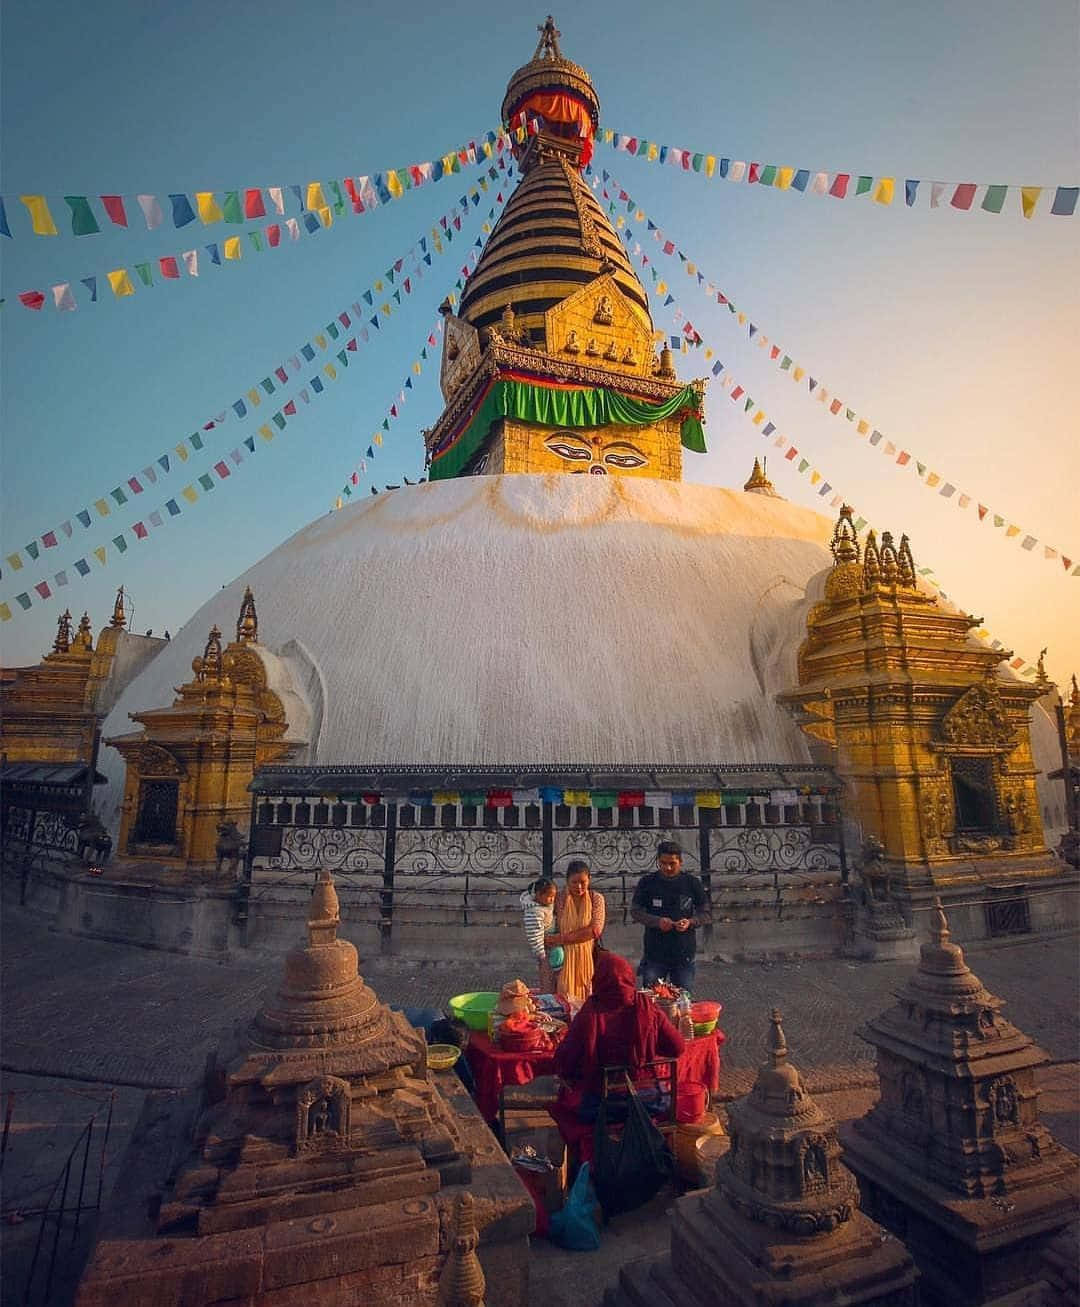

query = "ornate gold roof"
[[501, 17, 600, 134], [459, 154, 652, 339]]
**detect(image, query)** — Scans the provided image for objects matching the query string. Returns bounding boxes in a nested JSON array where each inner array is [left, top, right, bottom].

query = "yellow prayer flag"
[[635, 209, 645, 221], [777, 166, 795, 190], [1005, 524, 1021, 538], [737, 312, 746, 325], [315, 333, 327, 350], [258, 424, 273, 442], [857, 419, 870, 435], [380, 303, 390, 316], [616, 216, 625, 228], [181, 484, 199, 503], [386, 172, 403, 199], [704, 348, 713, 359], [318, 206, 332, 228], [412, 362, 422, 375], [334, 497, 343, 510], [374, 279, 384, 293], [19, 195, 59, 236], [686, 262, 696, 276], [657, 281, 667, 295], [93, 546, 106, 565], [373, 433, 383, 446], [174, 443, 189, 462], [306, 182, 327, 212], [873, 177, 895, 205], [6, 553, 23, 572], [433, 791, 460, 805], [926, 472, 941, 488], [793, 366, 805, 382], [704, 155, 716, 178], [482, 222, 490, 233], [1021, 186, 1042, 219], [0, 602, 11, 622], [695, 791, 722, 808], [324, 362, 337, 380], [247, 388, 261, 407], [563, 790, 589, 807], [647, 144, 659, 162], [752, 410, 766, 426], [107, 268, 135, 297], [811, 471, 822, 485], [223, 236, 242, 260], [94, 498, 110, 517], [482, 141, 492, 158], [195, 192, 223, 224]]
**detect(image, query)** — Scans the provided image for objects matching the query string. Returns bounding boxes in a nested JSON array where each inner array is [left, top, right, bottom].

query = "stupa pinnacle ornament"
[[235, 585, 258, 643], [109, 585, 126, 629], [73, 611, 94, 652], [53, 609, 73, 654], [437, 1192, 487, 1307], [742, 456, 777, 496]]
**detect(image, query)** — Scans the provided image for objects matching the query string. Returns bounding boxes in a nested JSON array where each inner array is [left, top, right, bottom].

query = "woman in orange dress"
[[548, 860, 606, 1002]]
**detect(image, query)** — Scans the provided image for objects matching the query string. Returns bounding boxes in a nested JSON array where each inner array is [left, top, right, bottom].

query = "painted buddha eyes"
[[543, 433, 648, 470]]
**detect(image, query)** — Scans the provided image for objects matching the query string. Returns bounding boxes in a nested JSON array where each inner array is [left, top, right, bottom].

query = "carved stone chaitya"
[[605, 1010, 918, 1307], [77, 873, 532, 1307], [841, 902, 1080, 1306]]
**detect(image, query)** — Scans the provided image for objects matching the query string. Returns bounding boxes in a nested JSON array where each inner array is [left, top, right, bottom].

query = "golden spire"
[[533, 14, 562, 60], [437, 1192, 487, 1307], [897, 534, 917, 587], [879, 531, 899, 584], [73, 612, 94, 652], [236, 586, 258, 644], [830, 505, 860, 566], [743, 457, 775, 494], [109, 585, 127, 630], [863, 530, 881, 588], [1034, 648, 1052, 693], [192, 625, 223, 682], [53, 609, 73, 654]]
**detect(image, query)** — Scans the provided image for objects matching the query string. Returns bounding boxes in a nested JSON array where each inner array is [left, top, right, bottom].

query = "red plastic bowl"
[[676, 1081, 708, 1123], [690, 1001, 722, 1024]]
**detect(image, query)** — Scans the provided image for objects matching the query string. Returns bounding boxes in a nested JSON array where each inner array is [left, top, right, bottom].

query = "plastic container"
[[447, 991, 499, 1031], [690, 1000, 722, 1035], [676, 1080, 708, 1123], [426, 1043, 462, 1071]]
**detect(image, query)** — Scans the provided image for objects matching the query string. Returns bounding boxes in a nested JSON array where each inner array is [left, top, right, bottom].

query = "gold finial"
[[307, 869, 341, 947], [1034, 648, 1051, 693], [863, 530, 881, 588], [73, 612, 93, 652], [236, 586, 258, 644], [533, 14, 563, 61], [437, 1192, 486, 1307], [1071, 673, 1079, 709], [109, 585, 127, 630], [830, 504, 860, 565], [53, 609, 73, 653], [879, 531, 899, 584], [929, 896, 950, 947], [897, 534, 917, 587], [743, 457, 775, 494], [767, 1008, 788, 1067], [193, 625, 223, 682]]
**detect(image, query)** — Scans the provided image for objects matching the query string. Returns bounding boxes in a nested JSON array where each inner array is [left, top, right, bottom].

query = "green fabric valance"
[[430, 378, 706, 480]]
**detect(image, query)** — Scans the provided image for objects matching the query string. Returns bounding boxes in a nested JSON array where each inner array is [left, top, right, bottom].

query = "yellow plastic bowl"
[[427, 1043, 462, 1071]]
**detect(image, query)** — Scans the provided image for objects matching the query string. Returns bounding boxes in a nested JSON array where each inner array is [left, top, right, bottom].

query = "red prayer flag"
[[977, 504, 988, 520], [829, 173, 851, 198], [662, 240, 675, 255], [1063, 557, 1073, 571], [951, 183, 977, 210], [243, 188, 266, 219], [785, 446, 798, 460], [35, 580, 52, 599], [896, 451, 911, 466], [351, 472, 359, 485], [283, 400, 296, 416], [128, 477, 144, 493], [748, 162, 761, 183], [770, 345, 780, 359], [275, 366, 288, 383], [829, 398, 842, 414], [159, 256, 180, 279], [617, 791, 645, 807], [133, 521, 148, 539], [267, 224, 281, 247], [18, 290, 45, 310], [346, 337, 358, 351], [42, 530, 58, 548], [389, 404, 398, 418], [101, 195, 128, 227], [730, 385, 744, 401], [338, 311, 350, 328], [214, 461, 230, 478]]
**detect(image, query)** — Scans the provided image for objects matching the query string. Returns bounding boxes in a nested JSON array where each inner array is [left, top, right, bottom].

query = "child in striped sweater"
[[520, 877, 564, 992]]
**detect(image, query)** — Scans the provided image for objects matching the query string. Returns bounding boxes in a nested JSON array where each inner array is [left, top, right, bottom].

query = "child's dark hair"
[[429, 1018, 467, 1049], [528, 876, 556, 895]]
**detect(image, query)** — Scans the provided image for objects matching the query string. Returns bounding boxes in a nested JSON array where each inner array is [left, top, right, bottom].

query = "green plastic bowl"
[[448, 991, 499, 1032]]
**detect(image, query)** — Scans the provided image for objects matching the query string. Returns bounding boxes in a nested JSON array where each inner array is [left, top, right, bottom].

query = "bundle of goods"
[[490, 979, 567, 1049], [644, 982, 695, 1036]]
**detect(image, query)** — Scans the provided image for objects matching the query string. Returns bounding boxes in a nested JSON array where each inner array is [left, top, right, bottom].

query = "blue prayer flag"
[[1051, 186, 1078, 216], [166, 499, 181, 516], [792, 169, 810, 192], [905, 179, 920, 207], [80, 276, 97, 302], [76, 509, 92, 528], [232, 399, 246, 418], [169, 193, 196, 227], [206, 243, 221, 265], [0, 197, 11, 238]]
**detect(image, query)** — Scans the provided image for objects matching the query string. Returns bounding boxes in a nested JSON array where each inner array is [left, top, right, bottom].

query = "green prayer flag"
[[798, 458, 809, 472], [744, 396, 754, 411], [780, 356, 792, 370], [134, 262, 153, 287], [386, 268, 395, 284], [64, 195, 100, 236], [248, 230, 263, 252], [856, 175, 873, 196], [981, 184, 1007, 214], [721, 791, 749, 806], [326, 321, 339, 340], [590, 791, 617, 809], [112, 534, 128, 553], [329, 179, 345, 215], [222, 191, 243, 223], [111, 487, 128, 505], [759, 164, 777, 186], [636, 140, 648, 156], [692, 153, 704, 172], [198, 472, 215, 490], [272, 412, 286, 430], [337, 349, 347, 367]]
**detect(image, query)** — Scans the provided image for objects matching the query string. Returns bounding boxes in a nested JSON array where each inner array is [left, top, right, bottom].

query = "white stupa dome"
[[97, 474, 838, 822]]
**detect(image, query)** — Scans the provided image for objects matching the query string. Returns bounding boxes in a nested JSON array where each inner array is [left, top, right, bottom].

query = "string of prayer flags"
[[602, 169, 1078, 578], [3, 181, 510, 592], [0, 127, 511, 242], [596, 130, 1078, 221]]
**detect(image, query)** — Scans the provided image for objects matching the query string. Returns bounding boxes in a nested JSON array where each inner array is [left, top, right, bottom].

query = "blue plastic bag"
[[548, 1162, 601, 1250]]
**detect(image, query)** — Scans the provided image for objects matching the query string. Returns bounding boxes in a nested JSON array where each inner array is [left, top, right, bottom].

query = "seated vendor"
[[553, 951, 685, 1110]]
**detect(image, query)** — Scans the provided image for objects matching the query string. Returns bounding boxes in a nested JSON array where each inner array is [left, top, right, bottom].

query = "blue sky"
[[2, 0, 1078, 680]]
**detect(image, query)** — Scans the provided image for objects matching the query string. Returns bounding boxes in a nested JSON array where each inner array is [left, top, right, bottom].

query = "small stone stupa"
[[77, 871, 533, 1306], [842, 900, 1079, 1306], [605, 1010, 918, 1307]]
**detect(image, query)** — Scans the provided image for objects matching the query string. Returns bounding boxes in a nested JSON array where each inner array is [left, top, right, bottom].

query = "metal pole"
[[541, 801, 553, 880], [44, 1151, 73, 1305], [380, 803, 397, 956], [0, 1090, 14, 1170], [71, 1116, 94, 1242], [95, 1091, 114, 1211], [698, 818, 712, 948]]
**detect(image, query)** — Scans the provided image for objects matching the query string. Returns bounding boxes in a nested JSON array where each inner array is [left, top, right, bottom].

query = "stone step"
[[604, 1254, 680, 1307]]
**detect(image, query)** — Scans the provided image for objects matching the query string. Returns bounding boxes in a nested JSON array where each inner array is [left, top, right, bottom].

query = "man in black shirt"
[[631, 840, 711, 992]]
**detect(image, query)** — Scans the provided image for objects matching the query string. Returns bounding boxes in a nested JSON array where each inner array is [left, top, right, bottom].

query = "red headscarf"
[[555, 952, 664, 1092]]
